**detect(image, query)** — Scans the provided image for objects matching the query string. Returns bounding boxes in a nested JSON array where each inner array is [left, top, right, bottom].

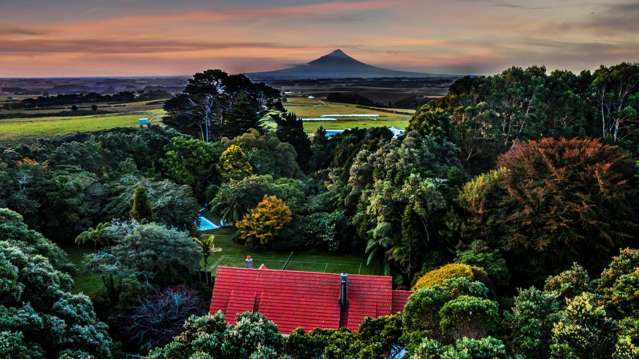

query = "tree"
[[126, 286, 205, 353], [223, 130, 303, 179], [0, 208, 73, 273], [163, 70, 277, 141], [147, 312, 286, 359], [210, 175, 305, 223], [236, 195, 293, 247], [455, 241, 510, 286], [163, 136, 223, 201], [130, 185, 154, 222], [219, 144, 253, 181], [412, 337, 509, 359], [596, 248, 639, 318], [105, 177, 199, 230], [195, 234, 220, 270], [91, 104, 98, 112], [0, 209, 112, 358], [403, 277, 490, 339], [460, 138, 639, 283], [274, 113, 313, 171], [550, 292, 618, 358], [507, 287, 561, 359], [592, 63, 639, 145], [87, 221, 202, 288], [224, 92, 261, 138], [543, 263, 591, 301], [75, 221, 116, 250], [439, 295, 500, 340]]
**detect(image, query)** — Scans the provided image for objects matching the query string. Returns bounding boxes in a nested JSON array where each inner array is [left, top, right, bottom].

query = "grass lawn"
[[61, 245, 104, 297], [284, 96, 412, 134], [0, 108, 165, 141], [206, 227, 380, 276]]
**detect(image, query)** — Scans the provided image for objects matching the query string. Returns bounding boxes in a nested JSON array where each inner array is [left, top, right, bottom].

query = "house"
[[209, 266, 412, 333]]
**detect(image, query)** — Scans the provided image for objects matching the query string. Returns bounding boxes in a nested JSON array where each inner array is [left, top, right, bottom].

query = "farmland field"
[[0, 108, 164, 141], [284, 96, 413, 134], [206, 228, 380, 275]]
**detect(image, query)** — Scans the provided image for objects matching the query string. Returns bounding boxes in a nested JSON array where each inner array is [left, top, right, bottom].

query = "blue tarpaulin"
[[196, 215, 223, 232]]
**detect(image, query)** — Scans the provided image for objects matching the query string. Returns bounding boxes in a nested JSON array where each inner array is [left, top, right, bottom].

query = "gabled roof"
[[209, 266, 412, 333]]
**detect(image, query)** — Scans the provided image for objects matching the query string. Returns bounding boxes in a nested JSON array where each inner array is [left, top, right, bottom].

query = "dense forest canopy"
[[1, 65, 638, 358]]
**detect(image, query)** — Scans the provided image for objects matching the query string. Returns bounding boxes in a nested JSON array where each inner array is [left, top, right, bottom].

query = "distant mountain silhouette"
[[246, 49, 432, 80]]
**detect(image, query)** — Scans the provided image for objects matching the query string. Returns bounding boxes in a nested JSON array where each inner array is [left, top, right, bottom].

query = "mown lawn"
[[206, 227, 380, 275], [284, 96, 412, 134], [62, 245, 104, 297], [0, 109, 164, 141]]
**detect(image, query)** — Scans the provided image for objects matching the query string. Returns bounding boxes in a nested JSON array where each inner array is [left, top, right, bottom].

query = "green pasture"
[[284, 96, 413, 134], [205, 227, 379, 275], [0, 109, 165, 141]]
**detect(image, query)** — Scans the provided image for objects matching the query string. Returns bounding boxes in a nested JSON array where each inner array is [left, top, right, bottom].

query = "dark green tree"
[[223, 92, 261, 138], [0, 208, 113, 358], [274, 112, 313, 171]]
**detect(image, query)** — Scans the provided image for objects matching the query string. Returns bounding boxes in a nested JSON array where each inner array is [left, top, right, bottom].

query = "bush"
[[413, 263, 487, 291], [507, 287, 561, 359], [285, 328, 332, 359], [543, 263, 591, 301], [613, 318, 639, 359], [597, 248, 639, 318], [403, 278, 490, 336], [455, 240, 510, 285], [439, 295, 500, 340], [236, 195, 293, 247], [411, 337, 509, 359], [148, 311, 286, 359], [550, 292, 618, 359]]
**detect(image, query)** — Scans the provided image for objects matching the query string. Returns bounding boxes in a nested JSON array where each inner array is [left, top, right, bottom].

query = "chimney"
[[339, 273, 348, 311]]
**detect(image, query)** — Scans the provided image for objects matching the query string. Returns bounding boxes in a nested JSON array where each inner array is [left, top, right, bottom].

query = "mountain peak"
[[308, 49, 362, 66], [327, 49, 349, 58], [247, 49, 431, 80]]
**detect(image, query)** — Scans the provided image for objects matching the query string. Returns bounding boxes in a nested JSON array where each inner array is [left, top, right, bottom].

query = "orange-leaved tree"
[[235, 195, 293, 247], [460, 137, 638, 283]]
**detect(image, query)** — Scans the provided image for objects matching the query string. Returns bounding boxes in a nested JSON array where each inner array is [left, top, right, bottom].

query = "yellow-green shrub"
[[413, 263, 486, 291]]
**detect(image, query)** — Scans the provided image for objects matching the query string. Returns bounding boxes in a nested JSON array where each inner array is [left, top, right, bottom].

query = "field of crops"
[[284, 96, 413, 134]]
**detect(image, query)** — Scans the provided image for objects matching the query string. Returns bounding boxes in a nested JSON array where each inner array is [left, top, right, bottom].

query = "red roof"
[[209, 266, 412, 333]]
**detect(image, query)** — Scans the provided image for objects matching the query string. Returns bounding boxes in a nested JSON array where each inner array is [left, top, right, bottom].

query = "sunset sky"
[[1, 0, 638, 77]]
